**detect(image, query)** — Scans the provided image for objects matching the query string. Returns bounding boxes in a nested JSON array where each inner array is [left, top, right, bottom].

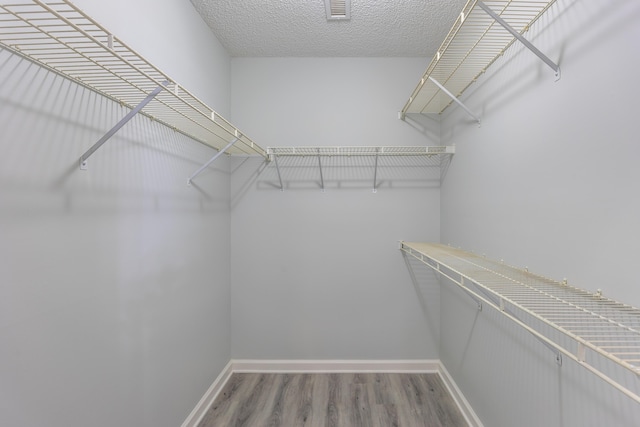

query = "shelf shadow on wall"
[[401, 252, 442, 349]]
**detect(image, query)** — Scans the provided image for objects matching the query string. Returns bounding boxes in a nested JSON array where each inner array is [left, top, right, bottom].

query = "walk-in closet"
[[1, 0, 639, 426]]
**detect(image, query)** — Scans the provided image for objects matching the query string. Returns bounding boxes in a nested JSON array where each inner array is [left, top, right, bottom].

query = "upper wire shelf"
[[400, 242, 640, 404], [0, 0, 266, 157], [267, 146, 455, 158], [265, 146, 455, 192], [401, 0, 558, 116]]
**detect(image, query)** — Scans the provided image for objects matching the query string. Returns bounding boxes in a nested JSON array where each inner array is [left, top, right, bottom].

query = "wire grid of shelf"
[[0, 0, 266, 157], [267, 146, 455, 158], [264, 146, 455, 191], [400, 242, 640, 404], [401, 0, 557, 115]]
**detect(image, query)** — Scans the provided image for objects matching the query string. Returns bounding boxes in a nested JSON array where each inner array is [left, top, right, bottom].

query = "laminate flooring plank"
[[421, 374, 468, 427], [200, 372, 469, 427], [325, 373, 345, 427], [279, 374, 316, 426], [309, 373, 329, 427], [370, 403, 400, 427], [409, 373, 443, 427], [366, 378, 400, 427], [349, 383, 374, 426], [263, 374, 290, 427], [376, 374, 420, 427], [234, 374, 276, 426], [198, 373, 249, 427]]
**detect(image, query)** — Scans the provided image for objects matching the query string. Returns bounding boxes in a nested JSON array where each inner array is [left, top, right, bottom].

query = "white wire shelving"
[[0, 0, 267, 167], [400, 242, 640, 405], [401, 0, 559, 121], [266, 146, 455, 192], [267, 145, 455, 158]]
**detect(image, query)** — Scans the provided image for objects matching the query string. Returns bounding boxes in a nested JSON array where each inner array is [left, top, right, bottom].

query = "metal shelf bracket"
[[79, 81, 168, 170], [428, 76, 481, 125], [372, 148, 380, 193], [317, 148, 325, 192], [477, 1, 561, 81], [273, 151, 284, 191], [187, 135, 239, 185]]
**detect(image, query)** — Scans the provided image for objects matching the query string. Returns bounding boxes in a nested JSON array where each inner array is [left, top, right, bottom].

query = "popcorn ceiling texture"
[[189, 0, 468, 57]]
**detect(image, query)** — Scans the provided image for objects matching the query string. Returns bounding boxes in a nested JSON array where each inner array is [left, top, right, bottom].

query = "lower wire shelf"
[[400, 242, 640, 404]]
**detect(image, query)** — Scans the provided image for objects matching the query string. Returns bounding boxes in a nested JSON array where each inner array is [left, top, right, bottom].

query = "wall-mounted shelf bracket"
[[187, 135, 239, 185], [428, 76, 481, 125], [472, 281, 563, 364], [273, 152, 284, 191], [372, 148, 380, 193], [79, 81, 168, 170], [477, 1, 561, 80], [317, 149, 325, 192]]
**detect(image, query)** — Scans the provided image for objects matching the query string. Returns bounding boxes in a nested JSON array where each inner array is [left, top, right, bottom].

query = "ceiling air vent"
[[325, 0, 351, 21]]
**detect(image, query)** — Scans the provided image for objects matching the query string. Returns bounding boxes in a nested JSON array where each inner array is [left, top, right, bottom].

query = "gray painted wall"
[[0, 1, 232, 426], [439, 0, 640, 425], [229, 58, 443, 359]]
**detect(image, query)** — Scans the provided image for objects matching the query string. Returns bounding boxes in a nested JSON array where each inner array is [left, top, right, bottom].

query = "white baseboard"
[[231, 359, 441, 373], [182, 359, 481, 427], [437, 361, 484, 427], [180, 360, 233, 427]]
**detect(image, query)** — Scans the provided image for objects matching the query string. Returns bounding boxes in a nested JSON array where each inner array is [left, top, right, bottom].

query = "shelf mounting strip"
[[0, 0, 267, 175], [401, 0, 560, 121], [267, 146, 455, 192], [400, 242, 640, 405]]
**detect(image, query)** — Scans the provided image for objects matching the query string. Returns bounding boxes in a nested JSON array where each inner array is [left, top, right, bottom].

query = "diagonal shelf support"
[[79, 81, 168, 170], [317, 148, 325, 192], [187, 136, 239, 185], [477, 1, 561, 80], [428, 76, 481, 125], [273, 151, 284, 191], [372, 148, 380, 193]]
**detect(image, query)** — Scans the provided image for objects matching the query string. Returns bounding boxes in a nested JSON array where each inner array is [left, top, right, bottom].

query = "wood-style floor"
[[198, 372, 468, 427]]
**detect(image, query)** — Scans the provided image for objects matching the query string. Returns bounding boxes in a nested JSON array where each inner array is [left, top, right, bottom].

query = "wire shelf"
[[263, 146, 455, 191], [267, 146, 455, 157], [401, 0, 557, 115], [400, 242, 640, 404], [0, 0, 266, 157]]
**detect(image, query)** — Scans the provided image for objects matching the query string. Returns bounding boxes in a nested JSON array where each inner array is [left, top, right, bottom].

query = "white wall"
[[439, 0, 640, 425], [229, 58, 443, 359], [0, 1, 232, 426]]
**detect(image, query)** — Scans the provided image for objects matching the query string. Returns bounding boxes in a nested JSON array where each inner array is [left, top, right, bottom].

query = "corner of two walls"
[[438, 0, 640, 425], [0, 1, 233, 426]]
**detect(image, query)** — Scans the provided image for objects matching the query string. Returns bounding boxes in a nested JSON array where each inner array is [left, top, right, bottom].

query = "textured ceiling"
[[189, 0, 469, 57]]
